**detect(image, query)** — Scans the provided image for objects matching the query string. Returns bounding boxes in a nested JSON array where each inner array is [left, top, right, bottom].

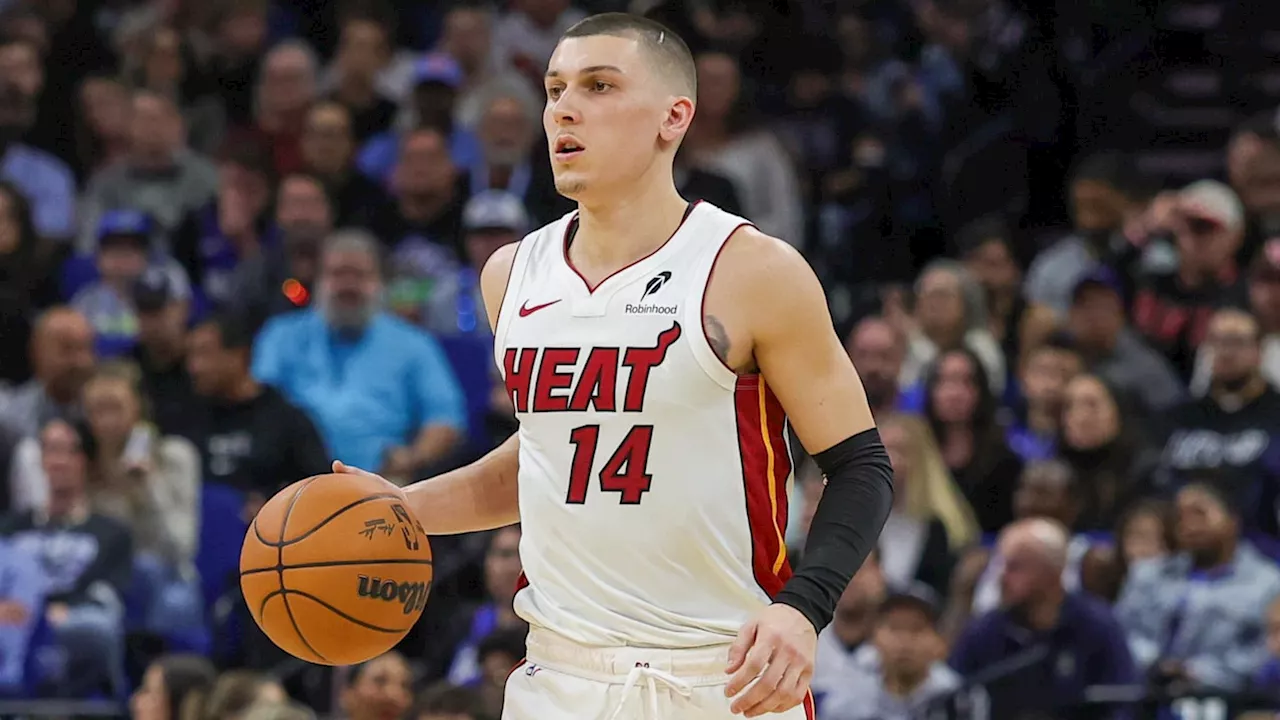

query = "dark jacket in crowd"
[[0, 509, 133, 609], [950, 592, 1137, 720]]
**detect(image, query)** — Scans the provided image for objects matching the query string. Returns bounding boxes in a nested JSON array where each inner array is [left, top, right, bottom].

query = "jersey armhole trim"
[[493, 237, 539, 376], [683, 221, 752, 392], [488, 240, 523, 333]]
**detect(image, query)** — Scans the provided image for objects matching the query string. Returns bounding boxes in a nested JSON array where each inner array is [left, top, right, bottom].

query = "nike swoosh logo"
[[519, 299, 562, 317]]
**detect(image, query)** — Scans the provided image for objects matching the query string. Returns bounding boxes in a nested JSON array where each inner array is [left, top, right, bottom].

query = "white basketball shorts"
[[502, 627, 817, 720]]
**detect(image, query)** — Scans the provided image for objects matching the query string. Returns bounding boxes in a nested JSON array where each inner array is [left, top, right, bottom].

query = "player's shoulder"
[[713, 223, 816, 294]]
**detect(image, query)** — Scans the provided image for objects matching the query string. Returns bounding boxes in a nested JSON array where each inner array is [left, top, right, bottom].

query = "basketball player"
[[335, 14, 894, 719]]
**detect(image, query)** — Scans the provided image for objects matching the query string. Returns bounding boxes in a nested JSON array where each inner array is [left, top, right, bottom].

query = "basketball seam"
[[255, 492, 408, 547], [240, 558, 434, 576], [259, 588, 413, 634], [277, 476, 329, 664]]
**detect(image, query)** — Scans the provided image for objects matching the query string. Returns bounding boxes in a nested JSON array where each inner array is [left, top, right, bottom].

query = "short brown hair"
[[560, 13, 695, 97]]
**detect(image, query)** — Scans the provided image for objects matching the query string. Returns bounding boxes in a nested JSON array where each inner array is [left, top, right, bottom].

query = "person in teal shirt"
[[251, 229, 467, 482]]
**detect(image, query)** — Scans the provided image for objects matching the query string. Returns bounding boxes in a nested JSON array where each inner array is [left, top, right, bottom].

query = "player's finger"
[[731, 655, 787, 716], [332, 460, 376, 478], [725, 621, 757, 675], [749, 664, 806, 717], [725, 642, 772, 699]]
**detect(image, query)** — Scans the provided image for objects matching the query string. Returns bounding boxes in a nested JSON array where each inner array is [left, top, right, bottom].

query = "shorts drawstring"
[[607, 662, 693, 720]]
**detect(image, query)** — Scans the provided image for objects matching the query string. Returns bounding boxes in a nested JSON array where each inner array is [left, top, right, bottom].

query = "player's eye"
[[546, 85, 563, 100], [592, 81, 612, 92]]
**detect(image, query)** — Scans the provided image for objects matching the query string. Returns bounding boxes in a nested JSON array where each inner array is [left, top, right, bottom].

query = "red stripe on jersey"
[[803, 690, 816, 719], [515, 571, 530, 593], [734, 375, 794, 598]]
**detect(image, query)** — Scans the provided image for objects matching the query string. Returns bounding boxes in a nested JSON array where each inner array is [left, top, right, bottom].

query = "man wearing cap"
[[71, 210, 192, 359], [132, 265, 200, 440], [819, 585, 961, 720], [1131, 179, 1251, 380], [357, 53, 483, 186], [1067, 264, 1185, 414]]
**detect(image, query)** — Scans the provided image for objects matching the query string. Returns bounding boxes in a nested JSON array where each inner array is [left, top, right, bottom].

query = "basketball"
[[239, 473, 433, 666]]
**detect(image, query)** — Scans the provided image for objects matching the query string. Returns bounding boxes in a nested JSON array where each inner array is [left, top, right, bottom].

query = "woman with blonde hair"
[[876, 412, 981, 594]]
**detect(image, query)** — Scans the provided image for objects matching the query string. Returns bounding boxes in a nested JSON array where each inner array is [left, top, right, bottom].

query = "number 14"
[[566, 425, 655, 504]]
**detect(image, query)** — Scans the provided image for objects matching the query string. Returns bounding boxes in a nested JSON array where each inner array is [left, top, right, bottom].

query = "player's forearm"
[[403, 434, 520, 535]]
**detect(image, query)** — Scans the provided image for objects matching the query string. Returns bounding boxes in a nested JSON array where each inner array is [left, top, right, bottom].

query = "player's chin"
[[553, 172, 588, 198]]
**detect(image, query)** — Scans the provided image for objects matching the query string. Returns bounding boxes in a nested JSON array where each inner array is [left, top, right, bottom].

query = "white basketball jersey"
[[493, 202, 797, 648]]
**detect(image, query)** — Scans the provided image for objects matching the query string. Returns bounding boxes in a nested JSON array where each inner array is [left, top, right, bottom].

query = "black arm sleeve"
[[772, 427, 894, 631]]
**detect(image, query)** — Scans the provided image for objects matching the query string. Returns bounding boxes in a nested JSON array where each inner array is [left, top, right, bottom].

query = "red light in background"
[[282, 279, 309, 306]]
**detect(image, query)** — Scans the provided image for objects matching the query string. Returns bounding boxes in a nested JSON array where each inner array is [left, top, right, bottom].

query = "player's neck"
[[573, 178, 689, 269]]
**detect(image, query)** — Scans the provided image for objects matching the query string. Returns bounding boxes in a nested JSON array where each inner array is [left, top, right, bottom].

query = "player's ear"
[[659, 96, 695, 143]]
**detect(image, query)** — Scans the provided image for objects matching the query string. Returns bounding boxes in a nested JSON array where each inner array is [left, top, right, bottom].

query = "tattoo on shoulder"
[[704, 315, 731, 365]]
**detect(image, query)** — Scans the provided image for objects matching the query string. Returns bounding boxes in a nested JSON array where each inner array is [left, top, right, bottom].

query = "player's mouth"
[[553, 136, 585, 161]]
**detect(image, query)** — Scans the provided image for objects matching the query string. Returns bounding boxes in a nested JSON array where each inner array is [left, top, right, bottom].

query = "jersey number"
[[566, 425, 654, 504]]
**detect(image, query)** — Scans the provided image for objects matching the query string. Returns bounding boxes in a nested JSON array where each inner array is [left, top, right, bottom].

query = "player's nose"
[[550, 95, 582, 125]]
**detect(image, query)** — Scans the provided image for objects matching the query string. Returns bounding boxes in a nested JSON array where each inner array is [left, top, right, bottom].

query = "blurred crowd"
[[0, 0, 1279, 718]]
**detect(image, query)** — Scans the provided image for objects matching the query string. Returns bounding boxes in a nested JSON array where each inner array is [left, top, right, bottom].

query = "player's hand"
[[724, 603, 816, 717]]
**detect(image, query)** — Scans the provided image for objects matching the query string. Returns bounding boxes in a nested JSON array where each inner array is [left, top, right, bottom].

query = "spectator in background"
[[1006, 334, 1082, 463], [1067, 266, 1186, 414], [228, 172, 334, 330], [77, 90, 219, 255], [1132, 180, 1250, 379], [412, 682, 484, 720], [206, 0, 271, 127], [1226, 115, 1280, 246], [445, 525, 526, 687], [1024, 153, 1150, 317], [1198, 238, 1280, 389], [338, 652, 413, 720], [0, 35, 75, 241], [469, 89, 539, 201], [71, 211, 155, 358], [1161, 309, 1280, 537], [128, 25, 227, 156], [72, 75, 131, 182], [359, 53, 482, 185], [0, 306, 94, 440], [441, 5, 536, 130], [956, 216, 1052, 369], [923, 347, 1022, 532], [0, 417, 132, 698], [300, 100, 386, 226], [950, 519, 1136, 720], [672, 145, 743, 218], [372, 125, 466, 250], [1059, 373, 1154, 531], [1117, 482, 1280, 692], [199, 669, 289, 720], [132, 266, 199, 440], [398, 189, 525, 336], [327, 11, 398, 143], [174, 138, 277, 305], [877, 413, 978, 595], [844, 316, 908, 419], [129, 654, 217, 720], [74, 362, 199, 569], [685, 50, 804, 245], [492, 0, 586, 86], [821, 587, 960, 720], [253, 229, 466, 482], [187, 314, 329, 509], [813, 551, 887, 711], [0, 534, 46, 694], [0, 180, 61, 384], [235, 40, 318, 176], [473, 627, 524, 718], [900, 260, 1005, 394]]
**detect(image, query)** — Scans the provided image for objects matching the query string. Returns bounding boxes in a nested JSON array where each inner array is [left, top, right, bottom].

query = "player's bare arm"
[[708, 226, 894, 717], [334, 242, 522, 535]]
